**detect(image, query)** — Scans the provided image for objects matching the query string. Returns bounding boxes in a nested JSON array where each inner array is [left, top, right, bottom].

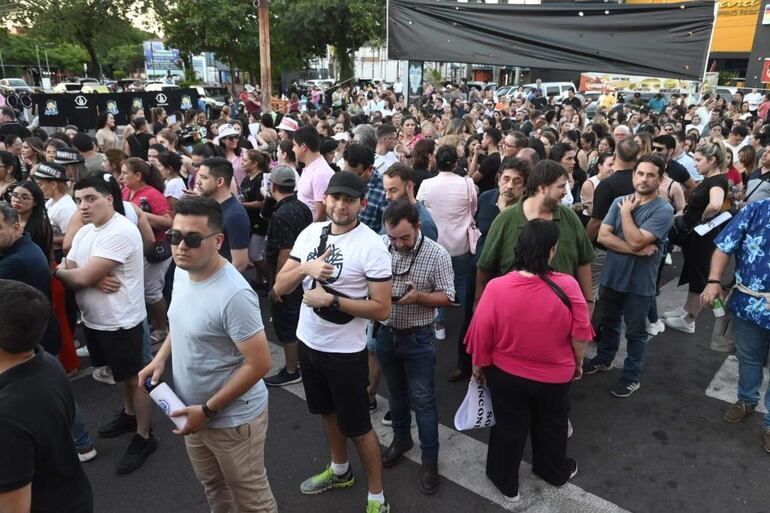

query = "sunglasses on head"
[[165, 229, 218, 248]]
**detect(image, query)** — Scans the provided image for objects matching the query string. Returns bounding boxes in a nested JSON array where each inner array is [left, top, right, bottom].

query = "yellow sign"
[[625, 0, 760, 53]]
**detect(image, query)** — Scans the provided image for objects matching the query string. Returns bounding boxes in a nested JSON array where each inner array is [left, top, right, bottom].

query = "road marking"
[[706, 355, 769, 413], [267, 342, 630, 513]]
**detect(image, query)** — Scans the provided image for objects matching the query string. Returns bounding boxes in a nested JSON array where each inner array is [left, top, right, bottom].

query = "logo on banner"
[[74, 95, 88, 109], [44, 100, 59, 116], [106, 99, 119, 115], [132, 97, 143, 110], [155, 93, 168, 106], [180, 95, 193, 110]]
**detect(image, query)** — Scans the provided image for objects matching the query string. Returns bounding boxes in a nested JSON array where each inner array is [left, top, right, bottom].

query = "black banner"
[[31, 88, 200, 130], [388, 0, 716, 81]]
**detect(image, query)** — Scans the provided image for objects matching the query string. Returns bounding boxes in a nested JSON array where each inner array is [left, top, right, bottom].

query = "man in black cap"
[[33, 162, 77, 256], [0, 106, 31, 140], [274, 171, 394, 512], [263, 166, 313, 387]]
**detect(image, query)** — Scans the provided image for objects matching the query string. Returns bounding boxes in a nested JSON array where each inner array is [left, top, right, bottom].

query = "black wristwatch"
[[201, 402, 218, 418], [329, 295, 340, 311]]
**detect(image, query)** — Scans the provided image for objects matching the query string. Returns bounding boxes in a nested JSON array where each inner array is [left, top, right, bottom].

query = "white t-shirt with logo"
[[68, 213, 146, 331], [46, 195, 77, 239], [374, 151, 399, 175], [290, 221, 391, 353]]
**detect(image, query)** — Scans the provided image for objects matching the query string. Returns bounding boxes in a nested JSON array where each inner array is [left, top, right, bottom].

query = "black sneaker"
[[610, 381, 640, 398], [382, 411, 392, 426], [116, 433, 157, 475], [264, 367, 302, 387], [557, 458, 579, 487], [98, 410, 137, 438], [582, 359, 613, 375], [369, 398, 377, 411]]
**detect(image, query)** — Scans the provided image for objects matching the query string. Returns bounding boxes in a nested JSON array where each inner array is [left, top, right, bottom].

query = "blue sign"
[[143, 41, 182, 71]]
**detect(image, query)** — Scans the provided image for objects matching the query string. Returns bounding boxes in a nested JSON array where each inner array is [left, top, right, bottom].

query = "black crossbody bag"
[[539, 273, 573, 313], [311, 224, 355, 325]]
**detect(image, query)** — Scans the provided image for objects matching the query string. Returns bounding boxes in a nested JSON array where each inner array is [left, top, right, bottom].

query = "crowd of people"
[[0, 76, 769, 513]]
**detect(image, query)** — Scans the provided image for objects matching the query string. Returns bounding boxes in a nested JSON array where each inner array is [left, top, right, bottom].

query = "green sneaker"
[[366, 499, 391, 513], [300, 465, 355, 495]]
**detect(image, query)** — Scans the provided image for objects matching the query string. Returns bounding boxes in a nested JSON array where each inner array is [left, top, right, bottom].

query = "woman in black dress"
[[664, 140, 729, 334]]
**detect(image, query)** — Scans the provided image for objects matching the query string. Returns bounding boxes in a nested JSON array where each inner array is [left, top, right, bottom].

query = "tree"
[[7, 0, 135, 78], [272, 0, 386, 81]]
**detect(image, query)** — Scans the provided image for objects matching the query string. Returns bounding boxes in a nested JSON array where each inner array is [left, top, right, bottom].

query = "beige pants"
[[185, 408, 277, 513]]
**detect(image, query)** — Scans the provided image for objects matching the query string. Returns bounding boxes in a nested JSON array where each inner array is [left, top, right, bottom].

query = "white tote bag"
[[454, 378, 496, 431]]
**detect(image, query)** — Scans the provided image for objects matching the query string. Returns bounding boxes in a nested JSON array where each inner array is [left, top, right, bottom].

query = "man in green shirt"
[[476, 160, 595, 308]]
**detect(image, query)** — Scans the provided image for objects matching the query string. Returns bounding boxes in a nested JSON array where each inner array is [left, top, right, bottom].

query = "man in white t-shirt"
[[274, 171, 393, 513], [54, 174, 155, 475], [295, 125, 335, 221], [373, 124, 399, 176], [32, 162, 76, 255], [745, 88, 763, 115]]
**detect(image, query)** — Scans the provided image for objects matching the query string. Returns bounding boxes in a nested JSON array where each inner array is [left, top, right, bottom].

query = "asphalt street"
[[72, 254, 770, 513]]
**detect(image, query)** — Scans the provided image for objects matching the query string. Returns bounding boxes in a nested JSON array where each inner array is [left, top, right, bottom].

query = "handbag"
[[710, 288, 735, 353], [453, 378, 496, 431], [146, 239, 172, 263], [668, 214, 692, 247], [311, 223, 355, 325], [540, 273, 573, 311], [464, 177, 482, 254]]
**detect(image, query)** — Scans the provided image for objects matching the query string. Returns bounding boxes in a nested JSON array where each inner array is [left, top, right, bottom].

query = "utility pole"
[[257, 0, 272, 113]]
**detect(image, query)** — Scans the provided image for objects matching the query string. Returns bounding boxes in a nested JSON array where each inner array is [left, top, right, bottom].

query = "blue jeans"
[[71, 404, 94, 450], [733, 315, 770, 428], [594, 286, 653, 385], [436, 252, 473, 323], [375, 325, 439, 464]]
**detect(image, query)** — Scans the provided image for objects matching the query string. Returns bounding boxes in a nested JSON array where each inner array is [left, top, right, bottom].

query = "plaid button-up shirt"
[[383, 232, 455, 329]]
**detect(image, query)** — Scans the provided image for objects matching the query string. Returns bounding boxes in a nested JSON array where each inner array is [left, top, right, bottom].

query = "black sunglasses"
[[165, 229, 218, 248]]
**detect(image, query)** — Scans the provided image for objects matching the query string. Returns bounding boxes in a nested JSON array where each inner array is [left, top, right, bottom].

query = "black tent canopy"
[[387, 0, 716, 81]]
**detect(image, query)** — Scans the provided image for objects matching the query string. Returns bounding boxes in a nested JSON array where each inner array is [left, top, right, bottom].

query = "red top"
[[726, 166, 742, 187], [465, 271, 594, 384], [122, 184, 169, 241]]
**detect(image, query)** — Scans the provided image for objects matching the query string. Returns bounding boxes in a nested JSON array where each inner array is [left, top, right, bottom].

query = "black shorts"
[[298, 341, 371, 438], [83, 322, 144, 382], [271, 286, 302, 344]]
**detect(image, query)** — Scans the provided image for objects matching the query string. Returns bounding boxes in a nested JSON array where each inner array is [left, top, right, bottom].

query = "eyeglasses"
[[165, 229, 218, 248], [11, 192, 33, 201], [223, 135, 239, 141]]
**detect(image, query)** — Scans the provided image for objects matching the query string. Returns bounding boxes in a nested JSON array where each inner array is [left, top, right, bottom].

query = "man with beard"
[[582, 155, 674, 398], [476, 160, 594, 309], [274, 171, 393, 512], [470, 127, 502, 194], [376, 200, 454, 495]]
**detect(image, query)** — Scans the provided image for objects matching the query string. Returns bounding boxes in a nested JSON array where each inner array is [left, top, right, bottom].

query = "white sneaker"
[[434, 324, 446, 341], [567, 419, 574, 439], [665, 254, 673, 265], [663, 307, 687, 319], [77, 446, 97, 463], [663, 315, 695, 334], [76, 346, 90, 357], [92, 366, 115, 385], [502, 493, 520, 503], [647, 320, 666, 336]]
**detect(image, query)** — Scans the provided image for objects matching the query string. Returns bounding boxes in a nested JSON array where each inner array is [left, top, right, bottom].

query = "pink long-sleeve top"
[[465, 271, 595, 384], [416, 172, 477, 257]]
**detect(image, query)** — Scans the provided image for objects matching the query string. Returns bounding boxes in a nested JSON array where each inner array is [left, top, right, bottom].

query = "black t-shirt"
[[563, 97, 582, 110], [666, 160, 691, 185], [591, 168, 635, 221], [0, 348, 93, 513], [266, 195, 313, 273], [477, 151, 501, 194], [572, 167, 587, 202], [531, 97, 547, 110], [684, 174, 729, 228], [413, 166, 436, 196], [240, 173, 267, 235], [127, 132, 154, 161]]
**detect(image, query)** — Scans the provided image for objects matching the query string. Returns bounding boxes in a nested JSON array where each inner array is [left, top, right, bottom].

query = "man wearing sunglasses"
[[652, 135, 696, 197], [139, 196, 277, 512]]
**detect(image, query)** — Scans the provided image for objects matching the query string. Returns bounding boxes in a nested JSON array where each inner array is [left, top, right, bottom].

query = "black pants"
[[485, 366, 573, 497], [456, 263, 476, 374]]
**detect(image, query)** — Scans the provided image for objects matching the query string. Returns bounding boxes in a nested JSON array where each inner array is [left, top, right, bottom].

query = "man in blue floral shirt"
[[702, 199, 770, 453]]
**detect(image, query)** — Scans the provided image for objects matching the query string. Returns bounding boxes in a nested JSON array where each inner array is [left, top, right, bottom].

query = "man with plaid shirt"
[[375, 199, 455, 495]]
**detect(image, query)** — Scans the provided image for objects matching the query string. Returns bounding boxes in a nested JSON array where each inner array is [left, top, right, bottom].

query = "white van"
[[522, 81, 577, 98]]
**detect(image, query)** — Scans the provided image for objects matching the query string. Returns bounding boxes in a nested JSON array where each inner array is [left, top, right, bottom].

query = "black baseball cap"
[[325, 171, 367, 199]]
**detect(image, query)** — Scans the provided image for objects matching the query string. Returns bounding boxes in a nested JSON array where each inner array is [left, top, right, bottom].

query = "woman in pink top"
[[465, 219, 593, 502], [417, 145, 477, 339]]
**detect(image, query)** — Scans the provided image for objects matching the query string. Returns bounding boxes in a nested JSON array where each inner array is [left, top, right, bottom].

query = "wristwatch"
[[329, 295, 340, 311], [201, 402, 218, 418]]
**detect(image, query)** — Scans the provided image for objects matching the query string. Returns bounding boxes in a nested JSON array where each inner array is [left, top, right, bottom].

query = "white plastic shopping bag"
[[454, 378, 496, 431]]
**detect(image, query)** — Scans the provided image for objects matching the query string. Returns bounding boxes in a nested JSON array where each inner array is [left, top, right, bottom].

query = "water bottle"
[[712, 298, 726, 318], [139, 197, 151, 213], [144, 378, 188, 430]]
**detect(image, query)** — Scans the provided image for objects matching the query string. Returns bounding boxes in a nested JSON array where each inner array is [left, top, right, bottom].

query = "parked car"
[[522, 81, 577, 99], [193, 85, 228, 116], [0, 78, 33, 96]]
